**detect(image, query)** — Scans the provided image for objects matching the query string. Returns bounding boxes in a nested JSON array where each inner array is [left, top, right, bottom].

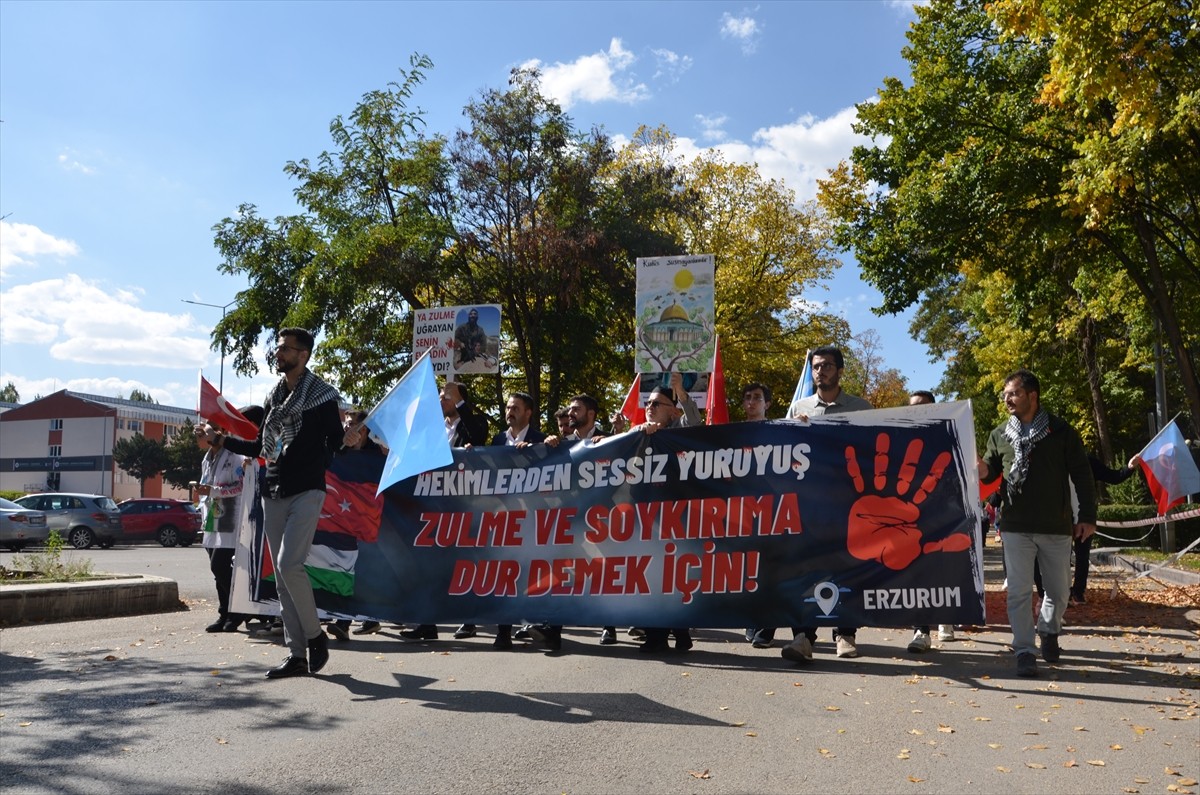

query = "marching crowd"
[[194, 330, 1113, 681]]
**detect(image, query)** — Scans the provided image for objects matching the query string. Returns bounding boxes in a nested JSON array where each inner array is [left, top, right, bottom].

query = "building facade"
[[0, 391, 197, 500]]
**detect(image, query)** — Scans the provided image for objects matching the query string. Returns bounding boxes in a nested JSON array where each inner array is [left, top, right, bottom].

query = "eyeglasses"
[[1001, 390, 1025, 400], [811, 362, 838, 372], [275, 344, 305, 354], [645, 400, 674, 409]]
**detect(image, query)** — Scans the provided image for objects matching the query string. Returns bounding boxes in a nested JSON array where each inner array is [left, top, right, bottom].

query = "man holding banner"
[[978, 369, 1096, 678]]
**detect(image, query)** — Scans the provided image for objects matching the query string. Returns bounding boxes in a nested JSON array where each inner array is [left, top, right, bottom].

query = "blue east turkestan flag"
[[364, 351, 453, 495], [787, 349, 815, 417]]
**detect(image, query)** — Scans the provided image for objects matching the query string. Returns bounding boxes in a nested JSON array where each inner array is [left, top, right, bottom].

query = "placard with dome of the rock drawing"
[[634, 254, 716, 374]]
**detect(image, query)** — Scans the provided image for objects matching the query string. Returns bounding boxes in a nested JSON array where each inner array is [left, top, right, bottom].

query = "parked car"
[[13, 493, 123, 550], [117, 498, 201, 547], [0, 497, 50, 551]]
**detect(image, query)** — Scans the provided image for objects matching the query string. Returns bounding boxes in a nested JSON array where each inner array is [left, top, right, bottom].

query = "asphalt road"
[[1, 547, 1197, 795]]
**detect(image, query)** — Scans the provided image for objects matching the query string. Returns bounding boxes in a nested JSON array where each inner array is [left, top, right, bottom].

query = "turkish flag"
[[318, 470, 384, 542], [619, 376, 646, 428], [198, 374, 260, 440], [706, 335, 729, 425]]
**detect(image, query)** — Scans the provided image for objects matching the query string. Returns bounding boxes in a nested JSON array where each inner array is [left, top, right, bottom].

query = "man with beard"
[[978, 369, 1096, 678], [780, 345, 873, 664], [545, 394, 616, 643], [219, 328, 344, 679], [454, 308, 488, 368]]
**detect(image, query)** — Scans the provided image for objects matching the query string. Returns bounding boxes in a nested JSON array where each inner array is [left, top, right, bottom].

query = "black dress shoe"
[[640, 638, 671, 654], [513, 624, 533, 640], [531, 624, 562, 652], [206, 620, 227, 633], [400, 625, 439, 641], [308, 631, 330, 674], [599, 627, 618, 645], [674, 630, 693, 652], [453, 624, 477, 639], [492, 634, 514, 650], [265, 656, 308, 679], [221, 618, 243, 632]]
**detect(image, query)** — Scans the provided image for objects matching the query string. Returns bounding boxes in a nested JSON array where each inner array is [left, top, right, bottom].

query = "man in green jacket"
[[977, 370, 1097, 678]]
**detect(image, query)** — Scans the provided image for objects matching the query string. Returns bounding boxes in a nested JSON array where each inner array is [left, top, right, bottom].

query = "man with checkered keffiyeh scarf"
[[221, 328, 344, 680], [977, 369, 1096, 680]]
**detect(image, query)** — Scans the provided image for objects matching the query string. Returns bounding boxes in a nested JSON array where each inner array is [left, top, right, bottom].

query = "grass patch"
[[4, 529, 95, 582], [1119, 548, 1200, 573]]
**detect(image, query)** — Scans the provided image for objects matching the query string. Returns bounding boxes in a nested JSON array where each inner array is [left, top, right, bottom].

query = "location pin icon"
[[813, 581, 840, 615]]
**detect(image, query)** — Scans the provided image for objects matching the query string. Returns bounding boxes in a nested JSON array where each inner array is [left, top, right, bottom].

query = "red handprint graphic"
[[844, 432, 972, 570]]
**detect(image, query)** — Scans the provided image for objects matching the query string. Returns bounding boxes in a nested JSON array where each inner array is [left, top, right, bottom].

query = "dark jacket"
[[452, 401, 490, 447], [224, 391, 343, 499], [981, 411, 1097, 535]]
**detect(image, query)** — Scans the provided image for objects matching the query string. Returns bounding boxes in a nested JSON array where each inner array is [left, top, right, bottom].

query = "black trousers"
[[207, 547, 236, 618]]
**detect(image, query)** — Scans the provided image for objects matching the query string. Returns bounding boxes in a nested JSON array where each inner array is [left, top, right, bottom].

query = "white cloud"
[[673, 103, 876, 203], [0, 221, 80, 278], [695, 113, 729, 143], [57, 148, 97, 175], [523, 38, 649, 109], [651, 48, 693, 83], [720, 11, 763, 55], [0, 274, 216, 369]]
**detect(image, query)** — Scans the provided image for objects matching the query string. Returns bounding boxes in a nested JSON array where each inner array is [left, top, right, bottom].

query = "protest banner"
[[234, 401, 986, 629]]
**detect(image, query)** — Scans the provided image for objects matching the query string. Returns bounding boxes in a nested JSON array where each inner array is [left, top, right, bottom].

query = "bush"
[[1097, 503, 1199, 552]]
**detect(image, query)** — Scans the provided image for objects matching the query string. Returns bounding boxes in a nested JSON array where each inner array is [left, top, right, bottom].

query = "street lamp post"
[[182, 298, 236, 392]]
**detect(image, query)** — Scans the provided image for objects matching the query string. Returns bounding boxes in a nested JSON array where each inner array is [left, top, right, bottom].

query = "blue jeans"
[[1003, 532, 1071, 657], [263, 489, 325, 657]]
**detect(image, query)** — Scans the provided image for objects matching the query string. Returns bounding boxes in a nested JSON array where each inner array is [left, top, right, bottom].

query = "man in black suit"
[[456, 392, 561, 649], [401, 380, 490, 642]]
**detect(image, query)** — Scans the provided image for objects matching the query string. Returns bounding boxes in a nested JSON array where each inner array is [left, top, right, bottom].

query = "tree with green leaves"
[[212, 53, 457, 406], [819, 0, 1198, 450], [127, 388, 156, 403], [162, 419, 204, 491], [112, 433, 170, 497], [0, 381, 19, 403]]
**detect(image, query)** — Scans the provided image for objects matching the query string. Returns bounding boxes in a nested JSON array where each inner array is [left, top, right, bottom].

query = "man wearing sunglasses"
[[219, 327, 344, 679], [637, 372, 701, 652]]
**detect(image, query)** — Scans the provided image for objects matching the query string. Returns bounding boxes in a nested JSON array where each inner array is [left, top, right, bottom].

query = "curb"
[[1092, 548, 1200, 588], [0, 574, 185, 625]]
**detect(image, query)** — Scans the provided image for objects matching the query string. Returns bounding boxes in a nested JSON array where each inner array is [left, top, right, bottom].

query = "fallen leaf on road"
[[1064, 760, 1078, 767], [1024, 744, 1048, 750], [1026, 763, 1046, 769], [1180, 780, 1200, 787], [719, 706, 729, 711], [19, 722, 31, 727], [745, 732, 758, 737], [988, 743, 1002, 749], [1110, 744, 1123, 750], [897, 751, 911, 760], [1074, 726, 1087, 731], [937, 724, 954, 733], [973, 716, 991, 721], [1132, 725, 1151, 735], [681, 672, 691, 677], [1134, 777, 1150, 783], [909, 729, 924, 736], [825, 706, 841, 711], [1087, 760, 1106, 766], [1121, 788, 1139, 793], [688, 770, 711, 779], [731, 721, 746, 727], [996, 767, 1011, 773], [216, 738, 228, 745], [793, 682, 803, 687], [908, 775, 924, 783], [765, 691, 774, 695]]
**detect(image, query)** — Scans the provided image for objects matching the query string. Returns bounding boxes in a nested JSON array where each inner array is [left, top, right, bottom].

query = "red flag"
[[706, 336, 728, 425], [619, 376, 646, 427], [318, 470, 384, 542], [198, 374, 260, 440]]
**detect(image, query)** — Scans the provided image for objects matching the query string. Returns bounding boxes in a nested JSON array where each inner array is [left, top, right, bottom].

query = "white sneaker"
[[781, 636, 813, 664], [907, 630, 932, 653], [835, 634, 860, 658], [937, 625, 956, 642]]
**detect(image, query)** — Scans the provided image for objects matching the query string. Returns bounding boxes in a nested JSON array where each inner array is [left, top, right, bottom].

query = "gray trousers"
[[263, 489, 325, 657]]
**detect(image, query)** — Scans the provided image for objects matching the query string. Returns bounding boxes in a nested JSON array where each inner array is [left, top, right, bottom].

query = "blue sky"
[[0, 0, 932, 412]]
